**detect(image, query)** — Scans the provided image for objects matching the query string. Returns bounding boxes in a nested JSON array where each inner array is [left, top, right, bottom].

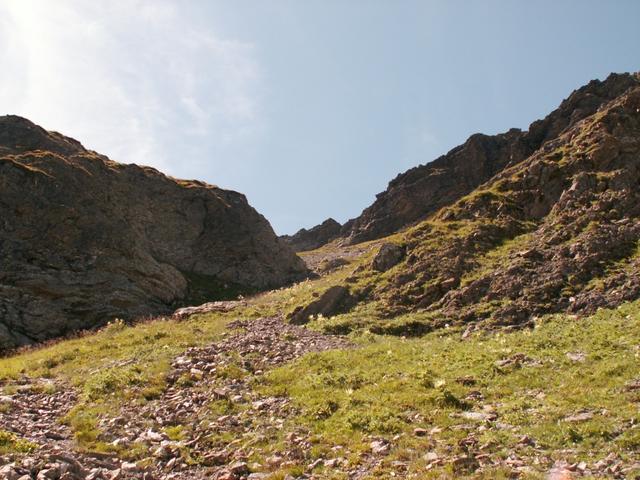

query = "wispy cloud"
[[0, 0, 262, 174]]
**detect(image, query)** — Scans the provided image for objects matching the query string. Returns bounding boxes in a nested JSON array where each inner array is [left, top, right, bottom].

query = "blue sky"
[[1, 1, 639, 234]]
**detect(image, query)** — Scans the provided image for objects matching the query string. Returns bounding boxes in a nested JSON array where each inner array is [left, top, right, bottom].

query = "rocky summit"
[[0, 116, 308, 350], [280, 218, 342, 252]]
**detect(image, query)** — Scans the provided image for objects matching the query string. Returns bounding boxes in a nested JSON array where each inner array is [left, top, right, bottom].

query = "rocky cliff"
[[343, 73, 640, 244], [0, 116, 308, 349], [362, 73, 640, 326]]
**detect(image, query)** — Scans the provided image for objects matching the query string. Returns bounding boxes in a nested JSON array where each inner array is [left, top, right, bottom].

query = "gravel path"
[[0, 317, 353, 480]]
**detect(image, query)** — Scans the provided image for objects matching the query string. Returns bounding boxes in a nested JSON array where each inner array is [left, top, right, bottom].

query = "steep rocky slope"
[[280, 218, 342, 252], [343, 73, 640, 244], [0, 116, 308, 350], [2, 74, 640, 480], [358, 73, 640, 327]]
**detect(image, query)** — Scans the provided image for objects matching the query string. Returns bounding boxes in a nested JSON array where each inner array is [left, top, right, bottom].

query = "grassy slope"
[[0, 313, 234, 452], [0, 232, 638, 477], [259, 302, 640, 478]]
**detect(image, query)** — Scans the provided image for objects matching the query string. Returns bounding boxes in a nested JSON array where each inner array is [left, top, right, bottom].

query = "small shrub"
[[83, 367, 142, 399], [313, 400, 339, 420], [0, 430, 37, 454]]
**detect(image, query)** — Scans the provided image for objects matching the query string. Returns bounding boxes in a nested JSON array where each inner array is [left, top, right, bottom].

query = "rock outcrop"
[[0, 116, 308, 350], [365, 73, 640, 325], [371, 243, 405, 272], [343, 73, 640, 244], [280, 218, 342, 252], [289, 286, 354, 324]]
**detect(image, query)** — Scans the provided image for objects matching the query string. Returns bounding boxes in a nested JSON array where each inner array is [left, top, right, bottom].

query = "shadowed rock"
[[0, 116, 309, 350], [371, 243, 405, 272], [289, 286, 354, 324]]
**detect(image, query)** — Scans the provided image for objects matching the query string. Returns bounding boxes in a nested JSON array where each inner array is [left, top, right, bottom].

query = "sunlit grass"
[[258, 302, 640, 478]]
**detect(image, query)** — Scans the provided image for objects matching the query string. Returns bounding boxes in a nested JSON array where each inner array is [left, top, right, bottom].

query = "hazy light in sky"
[[0, 0, 262, 174], [1, 1, 639, 234]]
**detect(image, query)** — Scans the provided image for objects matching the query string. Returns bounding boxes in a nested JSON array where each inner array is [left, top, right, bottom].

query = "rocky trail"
[[0, 316, 356, 480]]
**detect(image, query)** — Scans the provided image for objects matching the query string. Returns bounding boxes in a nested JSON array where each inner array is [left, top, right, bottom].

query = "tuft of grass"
[[0, 430, 38, 455]]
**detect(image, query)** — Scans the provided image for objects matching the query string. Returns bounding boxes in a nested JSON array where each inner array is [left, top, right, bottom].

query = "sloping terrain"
[[1, 73, 640, 480], [354, 74, 640, 327], [285, 74, 640, 334], [0, 116, 308, 350], [0, 296, 639, 479]]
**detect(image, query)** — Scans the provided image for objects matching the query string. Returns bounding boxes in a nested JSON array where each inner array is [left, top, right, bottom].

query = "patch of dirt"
[[299, 240, 377, 274]]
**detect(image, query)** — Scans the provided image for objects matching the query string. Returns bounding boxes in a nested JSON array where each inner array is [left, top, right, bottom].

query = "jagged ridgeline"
[[280, 218, 342, 252], [0, 117, 309, 350], [326, 72, 640, 329], [285, 73, 640, 247]]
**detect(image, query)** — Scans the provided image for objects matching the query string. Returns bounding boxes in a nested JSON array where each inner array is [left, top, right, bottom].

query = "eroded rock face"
[[0, 116, 309, 350], [280, 218, 342, 252], [371, 74, 640, 325], [344, 73, 640, 244]]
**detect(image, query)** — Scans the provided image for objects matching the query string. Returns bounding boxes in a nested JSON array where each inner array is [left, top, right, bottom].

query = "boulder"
[[173, 301, 246, 320], [371, 243, 405, 271], [289, 286, 354, 324]]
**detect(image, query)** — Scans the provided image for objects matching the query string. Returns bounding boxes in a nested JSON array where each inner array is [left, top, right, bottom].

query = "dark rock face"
[[280, 218, 342, 252], [344, 73, 640, 244], [0, 116, 309, 350], [371, 74, 640, 325], [371, 243, 405, 272], [289, 286, 353, 324]]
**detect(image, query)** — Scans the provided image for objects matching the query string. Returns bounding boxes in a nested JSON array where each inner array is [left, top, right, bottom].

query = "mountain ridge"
[[317, 72, 640, 331], [292, 73, 640, 248]]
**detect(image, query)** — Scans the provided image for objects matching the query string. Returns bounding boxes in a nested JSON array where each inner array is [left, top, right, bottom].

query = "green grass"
[[0, 315, 231, 383], [1, 234, 639, 476], [0, 430, 38, 455], [0, 312, 234, 452], [258, 302, 640, 478]]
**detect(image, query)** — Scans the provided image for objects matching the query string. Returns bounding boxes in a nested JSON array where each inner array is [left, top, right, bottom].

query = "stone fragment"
[[370, 440, 390, 455], [371, 243, 405, 272]]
